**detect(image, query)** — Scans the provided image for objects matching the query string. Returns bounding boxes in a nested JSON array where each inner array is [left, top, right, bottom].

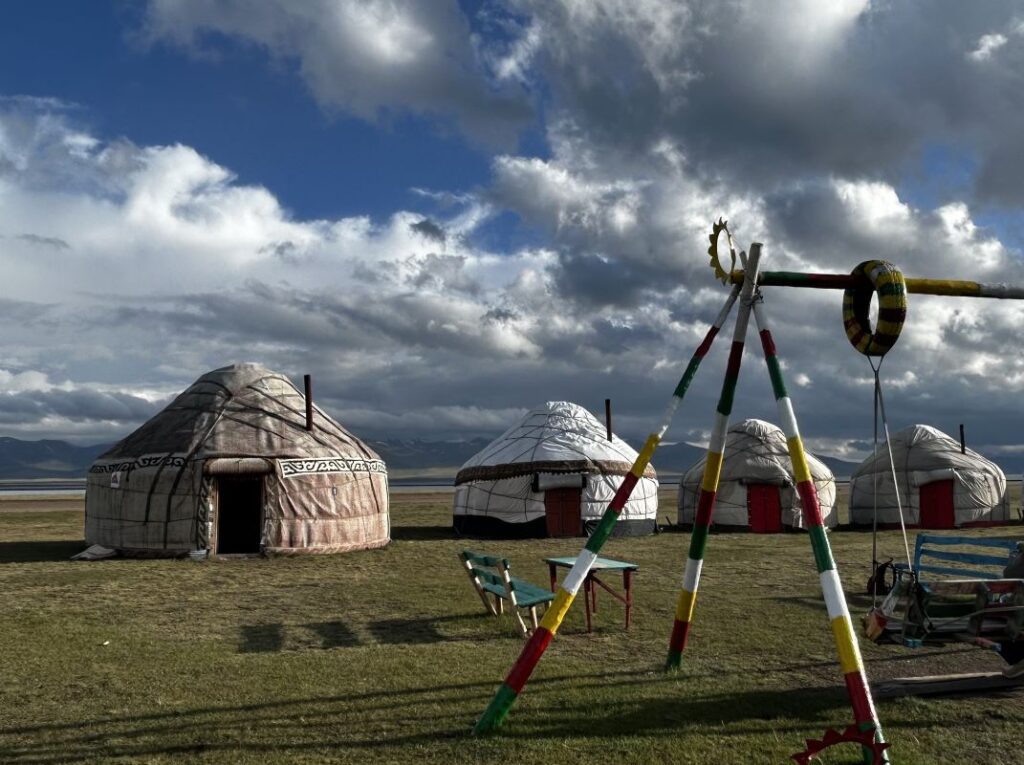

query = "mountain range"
[[0, 435, 870, 481]]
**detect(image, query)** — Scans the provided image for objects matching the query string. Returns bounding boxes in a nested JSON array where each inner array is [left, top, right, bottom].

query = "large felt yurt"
[[678, 419, 838, 532], [849, 424, 1009, 529], [452, 401, 658, 538], [85, 363, 389, 556]]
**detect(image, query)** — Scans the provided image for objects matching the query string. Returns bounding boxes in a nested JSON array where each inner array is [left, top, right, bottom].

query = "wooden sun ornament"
[[707, 216, 737, 284], [792, 725, 892, 765]]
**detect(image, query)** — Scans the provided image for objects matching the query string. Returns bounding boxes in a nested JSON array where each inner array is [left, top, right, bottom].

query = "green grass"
[[1, 490, 1023, 764]]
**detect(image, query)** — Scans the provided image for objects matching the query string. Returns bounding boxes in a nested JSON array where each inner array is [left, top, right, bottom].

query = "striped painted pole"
[[472, 284, 742, 735], [749, 296, 889, 763], [665, 245, 763, 671], [729, 270, 1024, 299]]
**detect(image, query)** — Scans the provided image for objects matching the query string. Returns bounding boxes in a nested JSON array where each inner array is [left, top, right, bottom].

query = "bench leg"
[[514, 608, 530, 637], [584, 577, 593, 633], [495, 594, 504, 614], [530, 607, 539, 630]]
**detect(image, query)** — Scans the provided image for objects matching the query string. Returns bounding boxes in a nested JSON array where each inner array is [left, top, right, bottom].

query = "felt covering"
[[677, 418, 838, 529], [85, 363, 389, 555], [849, 424, 1008, 527], [453, 401, 658, 536]]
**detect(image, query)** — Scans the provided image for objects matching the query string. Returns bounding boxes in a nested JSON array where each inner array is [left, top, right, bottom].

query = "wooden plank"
[[873, 672, 1024, 699]]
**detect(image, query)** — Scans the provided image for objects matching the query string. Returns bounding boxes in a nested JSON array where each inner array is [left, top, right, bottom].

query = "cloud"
[[500, 1, 1024, 206], [141, 0, 533, 146], [5, 3, 1024, 464], [969, 33, 1008, 62]]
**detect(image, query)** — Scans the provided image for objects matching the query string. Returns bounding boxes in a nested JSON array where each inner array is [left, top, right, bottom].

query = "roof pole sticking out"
[[960, 423, 966, 454], [304, 374, 314, 431], [605, 398, 612, 442]]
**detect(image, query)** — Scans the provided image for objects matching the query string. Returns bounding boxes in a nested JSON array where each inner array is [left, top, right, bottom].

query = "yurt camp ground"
[[1, 486, 1022, 765]]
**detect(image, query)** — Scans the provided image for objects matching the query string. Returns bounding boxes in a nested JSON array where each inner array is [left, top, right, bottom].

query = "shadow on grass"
[[390, 525, 455, 541], [0, 671, 945, 764], [0, 539, 83, 564], [239, 624, 284, 653]]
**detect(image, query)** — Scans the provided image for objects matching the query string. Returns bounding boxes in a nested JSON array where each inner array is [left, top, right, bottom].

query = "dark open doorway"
[[216, 476, 264, 554]]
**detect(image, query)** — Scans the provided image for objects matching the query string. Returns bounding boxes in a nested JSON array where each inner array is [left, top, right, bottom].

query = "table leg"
[[624, 569, 633, 630], [592, 576, 598, 613], [548, 563, 557, 593], [584, 576, 593, 632]]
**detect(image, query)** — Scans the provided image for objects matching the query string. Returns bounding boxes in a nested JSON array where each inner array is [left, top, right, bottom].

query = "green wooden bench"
[[459, 550, 554, 636]]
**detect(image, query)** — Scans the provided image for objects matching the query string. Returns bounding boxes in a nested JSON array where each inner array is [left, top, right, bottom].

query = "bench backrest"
[[913, 534, 1021, 580], [461, 550, 519, 602]]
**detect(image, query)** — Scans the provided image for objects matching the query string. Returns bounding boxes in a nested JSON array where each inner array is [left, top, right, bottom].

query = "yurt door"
[[215, 476, 264, 554], [919, 480, 955, 529], [545, 488, 582, 537], [747, 484, 783, 533]]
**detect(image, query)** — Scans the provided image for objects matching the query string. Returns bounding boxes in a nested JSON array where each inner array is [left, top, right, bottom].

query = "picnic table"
[[544, 555, 638, 632]]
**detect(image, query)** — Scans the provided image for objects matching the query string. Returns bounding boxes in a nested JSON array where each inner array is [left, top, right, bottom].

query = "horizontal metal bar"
[[727, 270, 1024, 299]]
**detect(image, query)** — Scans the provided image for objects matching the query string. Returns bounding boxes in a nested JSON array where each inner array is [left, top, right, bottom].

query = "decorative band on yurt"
[[842, 261, 906, 356]]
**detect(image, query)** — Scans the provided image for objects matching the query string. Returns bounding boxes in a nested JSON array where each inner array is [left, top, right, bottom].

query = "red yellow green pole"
[[749, 289, 889, 764], [472, 283, 742, 734], [665, 245, 762, 669]]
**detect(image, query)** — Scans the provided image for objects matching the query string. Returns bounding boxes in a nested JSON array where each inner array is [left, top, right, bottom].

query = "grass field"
[[1, 488, 1023, 764]]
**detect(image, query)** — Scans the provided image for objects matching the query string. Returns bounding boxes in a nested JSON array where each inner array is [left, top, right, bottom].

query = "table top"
[[544, 555, 638, 571]]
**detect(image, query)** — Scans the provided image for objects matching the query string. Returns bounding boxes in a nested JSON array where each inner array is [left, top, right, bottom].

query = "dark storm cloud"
[[548, 252, 664, 308], [410, 218, 446, 243], [518, 1, 1024, 204], [0, 388, 163, 424], [15, 233, 70, 250]]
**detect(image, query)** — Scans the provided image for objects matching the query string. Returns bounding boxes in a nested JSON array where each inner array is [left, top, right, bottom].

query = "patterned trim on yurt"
[[455, 459, 655, 485], [280, 457, 387, 477]]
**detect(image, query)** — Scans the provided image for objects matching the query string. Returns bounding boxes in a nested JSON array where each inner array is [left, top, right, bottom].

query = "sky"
[[1, 0, 1024, 465]]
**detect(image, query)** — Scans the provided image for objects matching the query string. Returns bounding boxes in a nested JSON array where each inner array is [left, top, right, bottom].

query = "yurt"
[[677, 419, 838, 532], [85, 363, 389, 556], [849, 424, 1009, 529], [453, 401, 658, 538]]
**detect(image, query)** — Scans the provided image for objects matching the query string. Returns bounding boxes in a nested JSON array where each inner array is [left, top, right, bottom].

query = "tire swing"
[[843, 261, 913, 608], [843, 260, 906, 356]]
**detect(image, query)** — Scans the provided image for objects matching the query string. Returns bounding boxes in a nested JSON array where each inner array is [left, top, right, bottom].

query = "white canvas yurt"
[[677, 419, 838, 532], [453, 401, 658, 538], [849, 424, 1009, 529], [85, 363, 389, 557]]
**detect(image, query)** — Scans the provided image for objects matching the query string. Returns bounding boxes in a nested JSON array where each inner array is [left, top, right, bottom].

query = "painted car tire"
[[842, 260, 906, 356]]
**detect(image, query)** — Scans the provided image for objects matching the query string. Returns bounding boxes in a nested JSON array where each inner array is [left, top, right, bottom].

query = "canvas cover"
[[86, 363, 389, 555], [453, 401, 658, 536], [849, 424, 1008, 526], [677, 419, 838, 529]]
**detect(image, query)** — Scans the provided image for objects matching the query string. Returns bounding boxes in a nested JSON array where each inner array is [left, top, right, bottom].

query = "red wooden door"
[[747, 484, 783, 533], [545, 488, 582, 537], [919, 480, 955, 528]]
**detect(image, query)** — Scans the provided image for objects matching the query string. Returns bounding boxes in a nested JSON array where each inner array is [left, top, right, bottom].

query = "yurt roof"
[[851, 424, 1004, 479], [455, 401, 656, 484], [95, 362, 380, 464], [681, 418, 833, 485]]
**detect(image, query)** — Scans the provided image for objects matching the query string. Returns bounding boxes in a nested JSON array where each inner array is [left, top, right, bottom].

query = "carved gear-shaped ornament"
[[707, 217, 737, 284], [791, 725, 891, 765]]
